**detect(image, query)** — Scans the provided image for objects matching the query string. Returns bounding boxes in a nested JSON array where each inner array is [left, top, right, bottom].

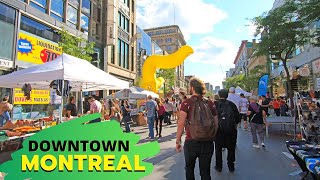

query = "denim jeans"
[[184, 140, 214, 180], [147, 116, 155, 139], [122, 116, 131, 133], [0, 111, 10, 127], [250, 123, 264, 144]]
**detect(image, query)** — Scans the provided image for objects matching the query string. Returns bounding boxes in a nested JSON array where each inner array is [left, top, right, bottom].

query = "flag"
[[258, 75, 269, 96]]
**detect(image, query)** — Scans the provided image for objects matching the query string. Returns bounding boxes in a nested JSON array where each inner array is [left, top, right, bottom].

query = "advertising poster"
[[17, 31, 62, 68], [14, 88, 50, 105]]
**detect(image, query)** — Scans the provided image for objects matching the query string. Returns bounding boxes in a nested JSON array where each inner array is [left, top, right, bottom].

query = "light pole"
[[137, 48, 147, 78]]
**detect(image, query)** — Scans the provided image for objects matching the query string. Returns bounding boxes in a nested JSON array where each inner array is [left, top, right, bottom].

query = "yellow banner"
[[17, 31, 62, 65], [14, 88, 50, 105]]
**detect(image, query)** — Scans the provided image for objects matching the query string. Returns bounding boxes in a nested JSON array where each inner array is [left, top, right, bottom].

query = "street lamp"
[[137, 48, 147, 77]]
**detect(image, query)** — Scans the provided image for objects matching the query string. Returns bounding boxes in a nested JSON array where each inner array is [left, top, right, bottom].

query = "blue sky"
[[137, 0, 275, 87]]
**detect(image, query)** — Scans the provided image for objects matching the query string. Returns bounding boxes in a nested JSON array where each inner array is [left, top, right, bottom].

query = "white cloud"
[[188, 36, 238, 66], [137, 0, 228, 41], [201, 72, 225, 88], [235, 21, 257, 37]]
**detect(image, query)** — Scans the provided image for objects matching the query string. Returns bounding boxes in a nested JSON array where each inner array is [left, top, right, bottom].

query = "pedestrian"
[[172, 97, 179, 120], [164, 99, 174, 125], [176, 77, 218, 180], [88, 96, 102, 114], [260, 95, 270, 117], [121, 100, 131, 133], [156, 98, 166, 138], [271, 97, 281, 116], [0, 96, 12, 127], [145, 95, 158, 140], [227, 87, 241, 111], [239, 93, 249, 130], [215, 89, 240, 173], [247, 96, 267, 148], [65, 96, 78, 118], [213, 94, 220, 107]]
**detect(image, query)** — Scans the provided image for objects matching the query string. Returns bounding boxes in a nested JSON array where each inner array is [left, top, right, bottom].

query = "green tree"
[[58, 29, 95, 61], [252, 0, 310, 109], [157, 69, 176, 95], [224, 74, 245, 90], [243, 65, 266, 92]]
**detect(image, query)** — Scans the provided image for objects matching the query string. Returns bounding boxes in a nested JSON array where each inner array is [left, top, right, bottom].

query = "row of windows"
[[147, 29, 177, 36], [118, 12, 129, 33], [156, 38, 172, 44], [19, 0, 92, 34], [118, 38, 130, 70]]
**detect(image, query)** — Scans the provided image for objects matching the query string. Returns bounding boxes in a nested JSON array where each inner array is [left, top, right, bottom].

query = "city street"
[[134, 122, 303, 180]]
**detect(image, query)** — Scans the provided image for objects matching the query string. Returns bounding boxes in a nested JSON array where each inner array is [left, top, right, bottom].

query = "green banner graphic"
[[0, 114, 160, 180]]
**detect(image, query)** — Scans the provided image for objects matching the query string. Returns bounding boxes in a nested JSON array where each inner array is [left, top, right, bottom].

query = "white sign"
[[0, 59, 13, 69], [299, 67, 310, 77], [317, 78, 320, 89]]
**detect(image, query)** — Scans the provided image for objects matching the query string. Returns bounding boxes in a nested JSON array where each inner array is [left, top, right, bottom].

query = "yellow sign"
[[14, 88, 50, 105], [17, 31, 62, 66]]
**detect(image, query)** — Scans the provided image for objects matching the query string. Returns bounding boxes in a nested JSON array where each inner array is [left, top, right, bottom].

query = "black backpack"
[[217, 100, 236, 135]]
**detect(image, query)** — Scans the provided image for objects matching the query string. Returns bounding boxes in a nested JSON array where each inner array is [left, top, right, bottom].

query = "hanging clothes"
[[22, 83, 32, 100], [50, 80, 72, 97]]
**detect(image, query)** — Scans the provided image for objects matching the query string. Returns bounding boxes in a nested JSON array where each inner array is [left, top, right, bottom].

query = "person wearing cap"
[[239, 93, 249, 130], [247, 96, 267, 149]]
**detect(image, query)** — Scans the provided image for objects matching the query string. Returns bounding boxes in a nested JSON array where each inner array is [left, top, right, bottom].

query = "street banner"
[[14, 88, 50, 105], [258, 74, 269, 96], [17, 31, 62, 68], [0, 114, 160, 180]]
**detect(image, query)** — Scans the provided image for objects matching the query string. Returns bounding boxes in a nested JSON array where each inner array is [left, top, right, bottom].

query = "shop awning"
[[0, 53, 129, 91]]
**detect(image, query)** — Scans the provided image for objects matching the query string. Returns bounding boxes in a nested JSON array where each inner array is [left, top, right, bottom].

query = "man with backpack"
[[215, 89, 240, 173], [176, 77, 218, 180]]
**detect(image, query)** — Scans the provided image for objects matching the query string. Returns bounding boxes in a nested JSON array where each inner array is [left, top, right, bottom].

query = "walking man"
[[176, 77, 218, 180], [145, 95, 158, 140], [215, 89, 240, 172], [239, 93, 249, 130]]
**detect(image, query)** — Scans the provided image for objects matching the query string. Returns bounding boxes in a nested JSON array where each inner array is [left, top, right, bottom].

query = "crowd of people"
[[174, 77, 294, 180]]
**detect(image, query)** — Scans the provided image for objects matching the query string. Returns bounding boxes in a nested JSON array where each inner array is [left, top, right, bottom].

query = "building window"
[[50, 0, 64, 21], [111, 45, 115, 64], [118, 38, 129, 69], [67, 4, 78, 29], [30, 0, 47, 13], [93, 4, 101, 22], [132, 0, 134, 12], [131, 46, 134, 71], [69, 0, 79, 8], [165, 38, 172, 43], [131, 23, 134, 37], [80, 13, 89, 34], [121, 0, 129, 7], [167, 45, 172, 51], [0, 2, 15, 61], [20, 15, 61, 43], [81, 0, 91, 16], [118, 12, 129, 33]]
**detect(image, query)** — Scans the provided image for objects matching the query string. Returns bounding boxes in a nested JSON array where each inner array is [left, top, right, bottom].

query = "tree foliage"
[[252, 0, 310, 108], [157, 69, 176, 95], [58, 29, 95, 61]]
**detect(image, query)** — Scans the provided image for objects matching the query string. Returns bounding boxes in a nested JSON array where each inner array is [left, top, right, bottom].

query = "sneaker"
[[261, 142, 266, 148], [214, 166, 222, 172], [253, 144, 260, 149]]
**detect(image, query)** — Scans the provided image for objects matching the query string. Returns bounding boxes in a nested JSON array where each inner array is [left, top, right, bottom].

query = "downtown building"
[[0, 0, 138, 99], [144, 25, 187, 89]]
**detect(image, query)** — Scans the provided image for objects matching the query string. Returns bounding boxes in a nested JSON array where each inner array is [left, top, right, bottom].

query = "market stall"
[[0, 54, 129, 152], [285, 92, 320, 179], [106, 86, 159, 126]]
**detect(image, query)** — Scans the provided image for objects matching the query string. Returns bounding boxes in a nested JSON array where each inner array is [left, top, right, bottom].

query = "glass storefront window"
[[50, 0, 64, 21], [30, 0, 47, 13], [67, 4, 78, 28], [0, 3, 15, 61], [82, 0, 91, 16], [69, 0, 79, 8], [20, 15, 61, 43], [81, 13, 89, 32]]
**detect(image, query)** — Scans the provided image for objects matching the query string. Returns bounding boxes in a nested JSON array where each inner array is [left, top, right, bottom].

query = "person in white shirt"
[[239, 93, 249, 130], [227, 87, 241, 112]]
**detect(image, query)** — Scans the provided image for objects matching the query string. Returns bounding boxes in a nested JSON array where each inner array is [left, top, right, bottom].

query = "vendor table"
[[0, 133, 35, 152], [286, 140, 320, 180], [266, 116, 295, 137]]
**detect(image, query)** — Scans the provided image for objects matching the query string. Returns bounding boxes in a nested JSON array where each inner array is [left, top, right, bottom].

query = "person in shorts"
[[239, 93, 249, 130]]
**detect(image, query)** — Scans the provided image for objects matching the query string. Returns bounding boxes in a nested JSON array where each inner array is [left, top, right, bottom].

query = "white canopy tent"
[[0, 53, 129, 91], [106, 86, 159, 100], [235, 86, 252, 97], [0, 53, 129, 122]]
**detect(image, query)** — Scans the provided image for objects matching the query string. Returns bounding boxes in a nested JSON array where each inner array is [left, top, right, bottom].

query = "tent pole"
[[80, 87, 83, 114], [59, 80, 65, 124]]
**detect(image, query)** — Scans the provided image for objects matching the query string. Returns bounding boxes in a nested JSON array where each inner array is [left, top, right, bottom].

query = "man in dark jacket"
[[215, 89, 240, 172]]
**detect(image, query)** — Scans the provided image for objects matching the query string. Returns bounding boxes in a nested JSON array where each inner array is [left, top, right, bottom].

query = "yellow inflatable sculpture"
[[141, 45, 194, 93]]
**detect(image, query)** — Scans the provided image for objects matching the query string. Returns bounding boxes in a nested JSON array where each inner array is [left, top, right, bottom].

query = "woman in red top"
[[272, 98, 281, 116], [156, 98, 166, 138]]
